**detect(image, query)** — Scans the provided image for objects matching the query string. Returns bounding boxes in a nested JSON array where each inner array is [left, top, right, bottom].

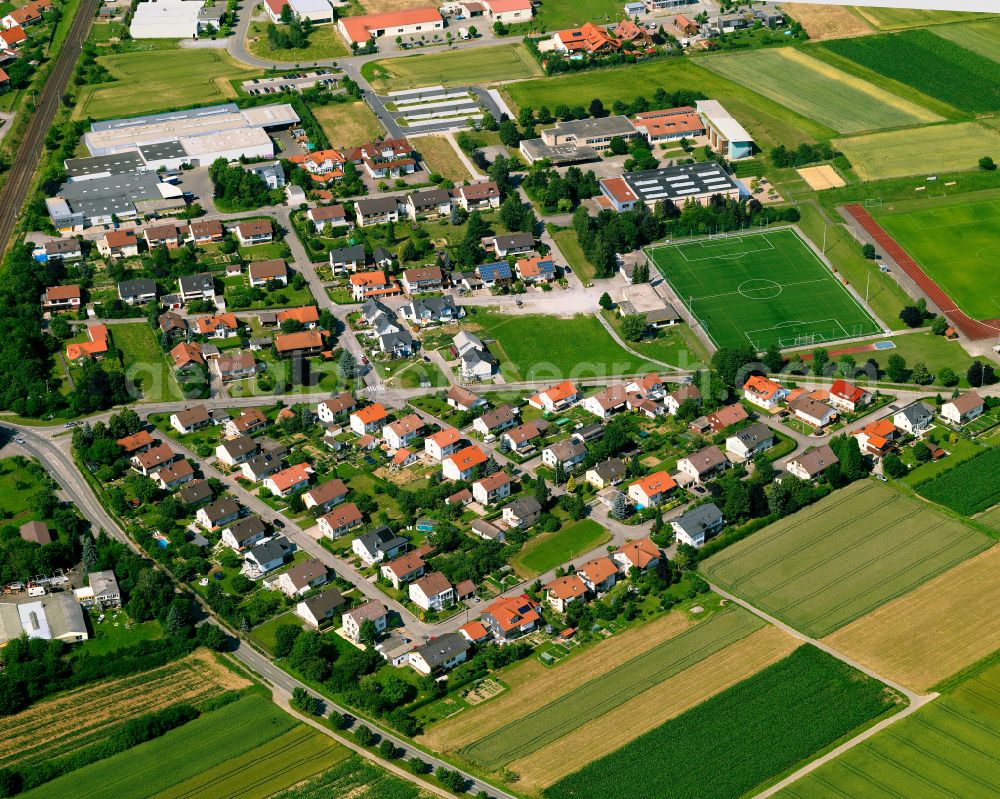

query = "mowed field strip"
[[460, 607, 764, 770], [835, 120, 1000, 181], [648, 228, 881, 350], [364, 44, 542, 91], [0, 650, 249, 771], [777, 660, 1000, 798], [419, 612, 695, 752], [700, 480, 991, 638], [872, 195, 1000, 320], [509, 625, 799, 791], [824, 544, 1000, 692], [700, 48, 941, 134]]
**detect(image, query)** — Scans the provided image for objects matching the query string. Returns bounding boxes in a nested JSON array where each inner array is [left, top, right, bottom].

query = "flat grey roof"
[[58, 171, 163, 203], [622, 161, 741, 204], [64, 151, 144, 178], [520, 138, 601, 165], [549, 115, 636, 138], [140, 140, 187, 161], [91, 103, 240, 133]]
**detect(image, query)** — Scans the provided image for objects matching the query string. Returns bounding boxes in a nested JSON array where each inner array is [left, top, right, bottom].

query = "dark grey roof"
[[380, 331, 414, 351], [64, 151, 144, 178], [356, 196, 400, 214], [118, 278, 156, 298], [203, 498, 240, 522], [177, 479, 212, 504], [593, 457, 626, 481], [519, 138, 600, 165], [508, 496, 541, 517], [413, 632, 469, 669], [356, 525, 408, 554], [90, 103, 240, 132], [373, 246, 393, 262], [621, 161, 740, 204], [226, 515, 267, 544], [178, 273, 214, 293], [139, 140, 187, 162], [672, 503, 723, 536], [731, 422, 773, 446], [409, 187, 452, 207], [301, 587, 344, 617], [898, 402, 933, 424], [219, 435, 258, 459], [548, 115, 635, 139], [572, 423, 605, 442], [247, 535, 290, 564], [329, 244, 365, 263], [493, 232, 534, 250]]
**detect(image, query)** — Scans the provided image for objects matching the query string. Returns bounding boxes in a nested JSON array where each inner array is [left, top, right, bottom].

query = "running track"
[[845, 204, 1000, 341]]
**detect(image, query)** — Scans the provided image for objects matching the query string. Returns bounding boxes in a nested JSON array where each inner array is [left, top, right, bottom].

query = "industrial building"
[[46, 172, 186, 230], [598, 161, 741, 212], [336, 7, 443, 45]]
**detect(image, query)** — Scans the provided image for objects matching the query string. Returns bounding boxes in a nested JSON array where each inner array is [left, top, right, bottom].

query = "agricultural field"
[[269, 755, 436, 799], [852, 6, 998, 30], [464, 310, 658, 381], [871, 194, 1000, 321], [933, 19, 1000, 62], [978, 504, 1000, 533], [19, 695, 299, 799], [824, 545, 1000, 692], [916, 446, 1000, 515], [504, 58, 832, 149], [647, 229, 882, 351], [777, 659, 1000, 798], [784, 3, 874, 40], [509, 519, 611, 578], [701, 48, 942, 134], [545, 645, 902, 799], [460, 606, 765, 769], [246, 22, 348, 61], [700, 480, 992, 638], [411, 134, 473, 183], [75, 49, 256, 120], [822, 29, 1000, 113], [111, 323, 185, 403], [363, 44, 542, 92], [311, 101, 384, 149], [526, 0, 626, 32], [0, 651, 248, 773], [835, 120, 1000, 180]]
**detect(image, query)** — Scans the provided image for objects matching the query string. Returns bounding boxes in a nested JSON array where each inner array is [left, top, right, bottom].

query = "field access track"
[[845, 204, 1000, 339]]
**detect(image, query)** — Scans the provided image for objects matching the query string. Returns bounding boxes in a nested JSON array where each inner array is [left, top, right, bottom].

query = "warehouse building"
[[598, 161, 741, 212], [337, 7, 443, 45], [46, 171, 186, 229]]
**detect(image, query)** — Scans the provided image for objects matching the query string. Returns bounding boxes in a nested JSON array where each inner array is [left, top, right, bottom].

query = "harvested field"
[[412, 134, 474, 183], [359, 0, 432, 12], [700, 480, 991, 638], [460, 607, 764, 769], [796, 164, 846, 190], [783, 3, 873, 39], [509, 625, 799, 791], [824, 544, 1000, 692], [0, 650, 249, 771], [419, 612, 693, 752], [312, 101, 384, 149]]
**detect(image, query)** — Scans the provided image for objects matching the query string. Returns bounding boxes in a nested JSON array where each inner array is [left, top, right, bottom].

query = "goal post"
[[864, 198, 883, 208]]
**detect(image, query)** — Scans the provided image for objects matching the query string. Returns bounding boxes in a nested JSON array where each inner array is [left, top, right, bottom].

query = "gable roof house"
[[240, 452, 283, 482], [225, 408, 268, 438], [262, 463, 313, 498], [130, 443, 178, 476], [941, 391, 985, 426], [116, 430, 155, 455], [304, 478, 349, 512], [318, 502, 364, 539], [354, 196, 400, 227], [528, 380, 580, 413], [350, 403, 388, 435], [409, 571, 455, 612], [545, 574, 588, 613], [243, 536, 295, 578], [627, 471, 677, 509], [317, 392, 357, 423], [447, 384, 486, 412], [677, 444, 728, 483], [490, 232, 534, 258], [248, 258, 288, 287], [408, 632, 469, 675], [894, 401, 934, 435], [582, 385, 632, 419], [612, 538, 662, 573], [515, 255, 556, 283], [215, 435, 259, 467], [664, 384, 701, 415], [586, 457, 627, 489], [578, 556, 619, 594], [41, 284, 81, 312], [197, 497, 242, 531], [380, 551, 426, 589], [472, 471, 512, 506], [117, 278, 157, 306], [177, 273, 215, 302], [221, 515, 268, 551], [307, 203, 349, 231], [453, 180, 501, 211], [502, 496, 542, 529], [475, 260, 513, 287], [400, 295, 462, 325], [671, 503, 724, 548], [342, 600, 388, 642], [743, 375, 787, 411], [829, 379, 872, 413], [383, 413, 424, 451], [480, 594, 541, 642], [725, 422, 774, 461], [296, 587, 345, 627], [234, 219, 273, 247], [707, 402, 749, 433], [789, 396, 837, 428], [501, 420, 546, 453], [270, 558, 329, 597], [853, 418, 898, 457], [425, 427, 462, 461], [541, 438, 587, 471], [786, 445, 839, 481], [351, 525, 408, 564], [154, 459, 195, 490], [400, 266, 444, 295], [407, 187, 453, 220], [442, 444, 488, 481]]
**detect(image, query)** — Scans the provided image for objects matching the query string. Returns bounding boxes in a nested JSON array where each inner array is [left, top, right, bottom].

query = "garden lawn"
[[778, 658, 1000, 798], [701, 48, 942, 134], [505, 58, 832, 149], [602, 312, 708, 370], [224, 282, 315, 311], [110, 323, 184, 402], [549, 227, 593, 283], [311, 100, 384, 149], [510, 519, 610, 578], [869, 331, 980, 388], [81, 614, 162, 656], [246, 22, 348, 61], [0, 457, 51, 525], [465, 311, 659, 381], [412, 134, 472, 183], [75, 49, 257, 120], [545, 645, 902, 799], [362, 44, 542, 92], [899, 427, 982, 485], [915, 446, 1000, 515], [250, 612, 306, 654], [700, 480, 991, 638]]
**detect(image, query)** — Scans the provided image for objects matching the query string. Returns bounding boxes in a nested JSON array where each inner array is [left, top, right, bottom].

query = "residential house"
[[85, 570, 121, 609], [472, 471, 512, 506], [317, 392, 356, 423], [572, 423, 604, 444], [19, 520, 52, 545], [829, 379, 872, 414], [408, 632, 469, 675], [743, 375, 787, 411], [502, 496, 541, 529], [154, 459, 194, 490], [853, 418, 898, 457], [707, 403, 749, 432], [664, 384, 701, 415], [628, 471, 677, 509], [401, 266, 445, 295], [354, 196, 400, 227], [786, 445, 839, 481], [677, 445, 728, 483], [471, 519, 505, 543], [406, 187, 452, 220], [303, 478, 348, 512], [515, 255, 556, 283], [725, 422, 774, 461], [234, 219, 273, 247], [350, 403, 388, 435], [188, 219, 224, 244], [243, 160, 284, 189], [612, 538, 661, 573], [529, 381, 580, 413], [116, 430, 155, 456], [221, 516, 268, 550], [215, 435, 259, 467], [296, 588, 345, 627], [541, 439, 587, 471], [171, 342, 205, 372], [583, 385, 631, 419], [41, 284, 81, 313], [409, 572, 455, 612], [240, 453, 283, 482], [453, 330, 496, 380], [790, 396, 837, 428], [350, 270, 400, 301], [214, 351, 257, 382], [671, 503, 724, 548], [244, 536, 294, 578], [425, 428, 462, 461], [459, 620, 490, 645], [342, 600, 388, 642], [380, 551, 426, 589], [941, 391, 984, 425], [480, 594, 541, 642], [552, 22, 621, 54], [271, 558, 328, 597], [351, 525, 408, 564], [378, 329, 416, 360], [447, 385, 486, 412], [329, 244, 366, 273], [198, 498, 242, 531], [383, 413, 424, 450], [276, 306, 320, 329], [475, 261, 512, 288], [226, 408, 268, 438], [307, 204, 349, 232], [159, 312, 189, 339], [452, 181, 501, 211], [578, 556, 618, 594], [195, 313, 239, 339], [545, 575, 588, 612], [274, 329, 325, 358], [400, 295, 463, 325], [490, 232, 534, 258], [42, 238, 83, 262], [143, 223, 181, 249], [130, 444, 178, 476], [177, 273, 215, 303], [65, 323, 109, 362], [117, 278, 157, 306], [501, 420, 545, 453], [247, 259, 288, 287], [894, 401, 934, 435], [262, 463, 312, 498], [586, 457, 626, 489], [318, 502, 364, 539], [442, 444, 487, 481]]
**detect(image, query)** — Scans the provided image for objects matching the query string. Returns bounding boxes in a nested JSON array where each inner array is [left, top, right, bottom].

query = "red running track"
[[845, 203, 1000, 341]]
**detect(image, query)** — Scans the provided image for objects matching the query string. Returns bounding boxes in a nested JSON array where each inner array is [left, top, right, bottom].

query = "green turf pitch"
[[648, 229, 882, 350], [873, 196, 1000, 321]]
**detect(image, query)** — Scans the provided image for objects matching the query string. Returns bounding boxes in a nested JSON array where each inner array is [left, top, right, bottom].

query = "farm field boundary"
[[700, 480, 991, 638], [824, 544, 1000, 692], [460, 606, 764, 769]]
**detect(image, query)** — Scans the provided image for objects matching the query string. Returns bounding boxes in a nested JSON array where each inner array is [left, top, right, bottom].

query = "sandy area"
[[797, 164, 847, 190]]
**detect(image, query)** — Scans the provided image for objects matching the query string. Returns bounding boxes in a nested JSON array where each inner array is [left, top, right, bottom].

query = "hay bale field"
[[509, 625, 799, 791], [823, 544, 1000, 692], [700, 480, 991, 638]]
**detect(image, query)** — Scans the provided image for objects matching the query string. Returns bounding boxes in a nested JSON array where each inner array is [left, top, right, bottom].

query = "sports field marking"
[[673, 234, 776, 262], [688, 277, 831, 304]]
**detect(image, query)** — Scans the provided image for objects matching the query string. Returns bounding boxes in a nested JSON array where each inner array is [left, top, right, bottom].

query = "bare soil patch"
[[784, 3, 874, 39], [797, 164, 847, 190]]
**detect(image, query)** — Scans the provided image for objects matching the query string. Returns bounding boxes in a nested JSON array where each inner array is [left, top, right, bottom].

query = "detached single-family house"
[[671, 503, 724, 548], [409, 572, 455, 612], [941, 391, 984, 426], [472, 471, 512, 506], [98, 230, 139, 259], [442, 445, 487, 481], [894, 401, 934, 435], [545, 574, 588, 613], [502, 496, 541, 529], [234, 219, 273, 247], [407, 187, 453, 220], [177, 273, 215, 303], [529, 381, 580, 413], [583, 385, 632, 419], [789, 396, 837, 428], [515, 255, 556, 283], [829, 379, 872, 413], [41, 284, 81, 313], [351, 525, 407, 564], [677, 445, 728, 483], [425, 428, 462, 461], [446, 385, 487, 412], [480, 594, 541, 642], [743, 375, 787, 411], [725, 422, 774, 461], [304, 479, 349, 512], [578, 556, 618, 594], [707, 403, 749, 433], [198, 498, 242, 531], [317, 502, 364, 539], [612, 538, 662, 572], [342, 600, 388, 642], [248, 259, 288, 288], [380, 551, 426, 589], [263, 463, 312, 498], [664, 384, 701, 415], [221, 516, 268, 551], [541, 438, 587, 471], [130, 444, 178, 476], [383, 413, 424, 451], [296, 588, 345, 627], [501, 420, 546, 453], [350, 403, 388, 435], [453, 181, 501, 211], [853, 418, 898, 457], [317, 392, 357, 423], [400, 266, 445, 295], [786, 445, 839, 481], [117, 278, 157, 306], [154, 459, 194, 490], [491, 232, 534, 258], [408, 632, 469, 675], [473, 404, 518, 437], [627, 471, 677, 509], [471, 519, 505, 542], [307, 204, 349, 232], [215, 435, 258, 467], [354, 196, 400, 227], [586, 457, 627, 489], [271, 558, 328, 597], [170, 404, 211, 434], [329, 244, 366, 273], [226, 408, 268, 438]]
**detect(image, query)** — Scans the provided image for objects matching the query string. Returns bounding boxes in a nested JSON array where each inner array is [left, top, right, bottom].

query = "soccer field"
[[873, 195, 1000, 320], [648, 229, 882, 350]]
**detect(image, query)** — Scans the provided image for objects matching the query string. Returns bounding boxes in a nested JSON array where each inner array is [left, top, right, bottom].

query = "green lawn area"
[[110, 323, 184, 402], [75, 49, 257, 120], [899, 427, 983, 486], [647, 229, 882, 351], [510, 519, 610, 578], [362, 43, 542, 92], [0, 457, 52, 526], [238, 241, 292, 262], [227, 353, 345, 398], [868, 332, 980, 387], [505, 57, 833, 150], [246, 21, 348, 61], [549, 227, 594, 284], [602, 311, 709, 370], [465, 310, 660, 381], [312, 101, 385, 149], [80, 611, 163, 656], [224, 281, 315, 311], [387, 361, 450, 389], [250, 611, 306, 654]]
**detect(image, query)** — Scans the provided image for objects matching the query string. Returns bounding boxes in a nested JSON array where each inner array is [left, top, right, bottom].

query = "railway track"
[[0, 0, 98, 255]]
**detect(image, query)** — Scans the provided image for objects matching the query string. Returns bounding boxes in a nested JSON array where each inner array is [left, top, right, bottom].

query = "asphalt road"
[[0, 0, 98, 255]]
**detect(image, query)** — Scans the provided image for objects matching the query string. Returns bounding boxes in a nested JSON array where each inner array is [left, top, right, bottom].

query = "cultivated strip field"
[[700, 481, 991, 638], [778, 660, 1000, 798], [460, 607, 764, 769], [853, 6, 998, 29], [933, 19, 1000, 62], [648, 228, 881, 350], [509, 625, 799, 790], [916, 446, 1000, 514], [419, 612, 695, 752], [269, 755, 437, 799], [544, 646, 902, 799], [824, 544, 1000, 692], [701, 48, 941, 134], [0, 650, 249, 771]]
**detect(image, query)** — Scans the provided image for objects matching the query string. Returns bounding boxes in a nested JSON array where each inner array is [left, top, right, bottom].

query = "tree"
[[811, 347, 829, 376], [480, 111, 498, 131], [164, 599, 192, 638], [359, 618, 378, 646], [409, 757, 430, 775], [273, 623, 303, 657], [0, 767, 22, 798], [968, 360, 996, 387], [589, 97, 605, 118], [899, 305, 925, 328], [910, 362, 932, 385], [340, 350, 358, 379], [82, 535, 99, 573], [938, 366, 959, 387], [882, 454, 908, 479], [379, 738, 399, 759], [498, 119, 521, 148], [931, 316, 949, 336], [291, 686, 321, 715], [763, 343, 784, 373], [599, 292, 614, 311], [862, 242, 877, 260], [711, 344, 759, 387], [354, 725, 375, 746], [620, 314, 647, 342], [611, 492, 631, 520], [980, 155, 997, 171], [885, 354, 908, 383]]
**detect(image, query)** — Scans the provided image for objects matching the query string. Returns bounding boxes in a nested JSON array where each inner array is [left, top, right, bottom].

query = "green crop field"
[[933, 19, 1000, 62], [270, 755, 436, 799], [510, 519, 611, 578], [700, 481, 991, 638], [916, 447, 1000, 516], [647, 228, 882, 351], [460, 606, 764, 769], [76, 50, 257, 120], [871, 194, 1000, 320], [363, 44, 542, 92], [835, 120, 1000, 181], [110, 323, 184, 403], [21, 696, 297, 799], [701, 48, 942, 134], [545, 645, 901, 799], [504, 58, 832, 149], [465, 311, 659, 381], [778, 659, 1000, 798], [855, 6, 999, 30], [822, 29, 1000, 113]]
